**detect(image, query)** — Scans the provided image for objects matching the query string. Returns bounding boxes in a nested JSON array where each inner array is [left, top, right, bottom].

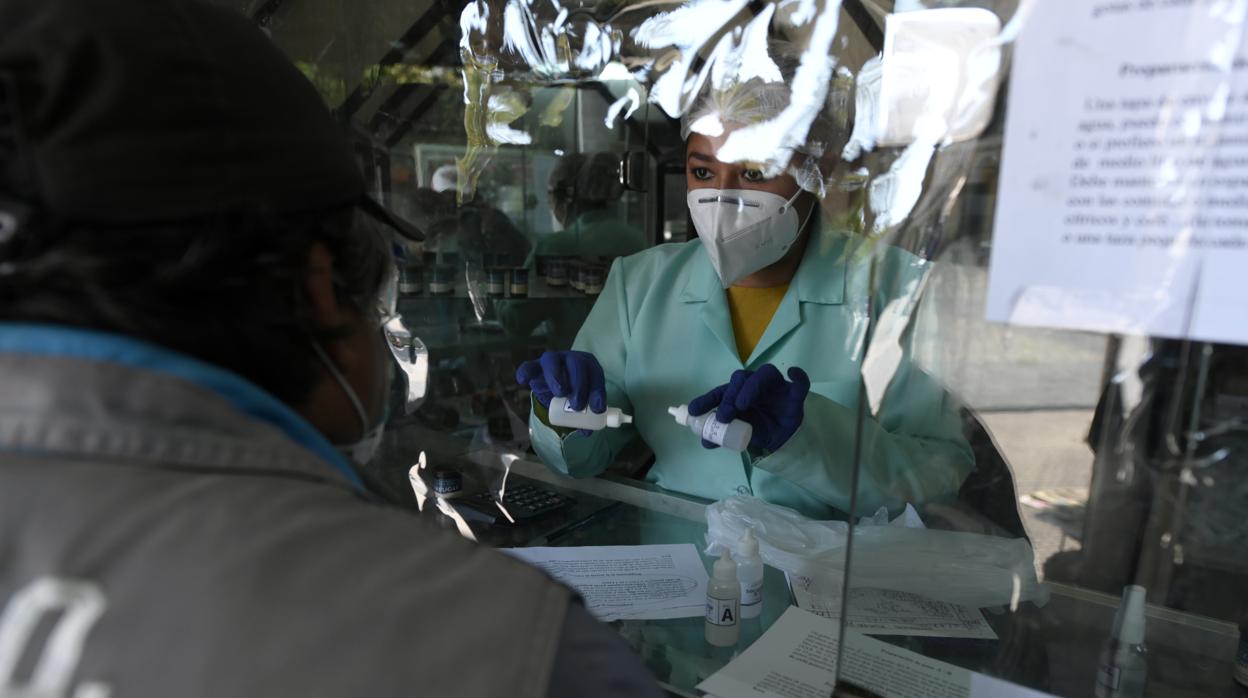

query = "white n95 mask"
[[687, 188, 804, 288]]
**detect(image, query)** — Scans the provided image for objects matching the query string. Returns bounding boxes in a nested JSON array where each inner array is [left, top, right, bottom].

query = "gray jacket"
[[0, 347, 659, 697]]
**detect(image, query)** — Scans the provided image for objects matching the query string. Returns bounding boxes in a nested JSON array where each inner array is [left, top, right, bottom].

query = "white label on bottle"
[[1096, 664, 1121, 690], [741, 581, 763, 607], [705, 597, 739, 626], [702, 419, 729, 444]]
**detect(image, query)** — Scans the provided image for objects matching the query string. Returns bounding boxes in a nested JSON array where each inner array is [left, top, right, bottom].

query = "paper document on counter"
[[698, 607, 1053, 698], [504, 544, 708, 622], [789, 574, 997, 640]]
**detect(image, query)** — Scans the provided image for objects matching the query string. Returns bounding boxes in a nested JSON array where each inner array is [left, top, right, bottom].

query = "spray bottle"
[[1095, 585, 1148, 698]]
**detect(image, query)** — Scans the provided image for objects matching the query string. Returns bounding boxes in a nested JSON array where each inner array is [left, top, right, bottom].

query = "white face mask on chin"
[[312, 342, 389, 465], [687, 188, 806, 288]]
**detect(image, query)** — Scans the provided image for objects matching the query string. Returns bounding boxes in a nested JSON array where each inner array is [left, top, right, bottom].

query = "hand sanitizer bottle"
[[548, 396, 633, 431], [737, 530, 764, 619], [668, 404, 752, 452], [1095, 585, 1148, 698], [705, 550, 741, 647]]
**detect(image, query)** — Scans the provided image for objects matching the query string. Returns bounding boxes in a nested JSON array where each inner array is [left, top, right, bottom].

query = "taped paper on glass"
[[988, 0, 1248, 345]]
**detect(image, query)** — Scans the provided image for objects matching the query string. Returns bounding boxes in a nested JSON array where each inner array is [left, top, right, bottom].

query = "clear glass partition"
[[246, 0, 1248, 695]]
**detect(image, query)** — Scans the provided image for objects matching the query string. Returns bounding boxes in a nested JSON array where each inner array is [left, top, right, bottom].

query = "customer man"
[[0, 1, 658, 696]]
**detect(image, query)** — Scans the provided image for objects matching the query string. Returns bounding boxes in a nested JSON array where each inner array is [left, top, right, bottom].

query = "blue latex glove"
[[516, 350, 607, 437], [688, 364, 811, 452]]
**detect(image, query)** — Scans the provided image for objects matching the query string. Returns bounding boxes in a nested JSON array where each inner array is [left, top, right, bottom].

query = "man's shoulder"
[[1, 456, 576, 697]]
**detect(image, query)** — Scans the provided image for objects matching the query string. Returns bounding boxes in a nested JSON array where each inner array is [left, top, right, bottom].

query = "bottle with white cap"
[[1095, 584, 1148, 698], [668, 404, 752, 452], [547, 396, 633, 431], [705, 550, 741, 647], [736, 529, 764, 619]]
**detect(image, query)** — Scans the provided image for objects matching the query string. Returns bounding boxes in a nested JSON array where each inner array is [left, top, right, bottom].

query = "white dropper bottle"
[[668, 404, 752, 452], [548, 396, 633, 431], [705, 550, 741, 647], [736, 529, 764, 619], [1095, 584, 1148, 698]]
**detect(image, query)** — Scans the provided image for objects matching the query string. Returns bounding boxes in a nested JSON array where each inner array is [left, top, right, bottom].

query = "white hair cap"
[[681, 77, 832, 196]]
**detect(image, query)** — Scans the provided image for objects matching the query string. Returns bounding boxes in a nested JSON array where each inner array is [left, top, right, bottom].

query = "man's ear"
[[305, 242, 360, 368]]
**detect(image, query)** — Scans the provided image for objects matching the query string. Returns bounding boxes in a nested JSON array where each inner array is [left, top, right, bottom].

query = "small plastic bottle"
[[1095, 585, 1148, 698], [705, 550, 740, 647], [548, 396, 633, 431], [668, 404, 752, 452], [737, 530, 764, 619]]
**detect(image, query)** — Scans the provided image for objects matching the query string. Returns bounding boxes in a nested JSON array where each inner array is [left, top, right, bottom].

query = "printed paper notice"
[[698, 607, 1053, 698], [504, 544, 708, 622], [789, 575, 997, 640], [987, 0, 1248, 345]]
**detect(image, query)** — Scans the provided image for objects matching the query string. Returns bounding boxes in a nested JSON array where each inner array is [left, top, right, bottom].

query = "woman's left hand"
[[688, 364, 811, 452]]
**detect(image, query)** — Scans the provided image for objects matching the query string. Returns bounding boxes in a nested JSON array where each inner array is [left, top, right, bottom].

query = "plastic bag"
[[705, 496, 1047, 609]]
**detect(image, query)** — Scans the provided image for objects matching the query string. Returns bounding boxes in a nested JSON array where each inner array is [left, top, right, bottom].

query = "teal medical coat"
[[528, 226, 973, 520]]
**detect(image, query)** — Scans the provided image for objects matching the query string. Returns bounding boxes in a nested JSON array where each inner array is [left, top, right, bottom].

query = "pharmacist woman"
[[516, 79, 973, 520]]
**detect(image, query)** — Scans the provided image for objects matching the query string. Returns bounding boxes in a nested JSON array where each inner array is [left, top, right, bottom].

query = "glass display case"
[[242, 0, 1248, 695]]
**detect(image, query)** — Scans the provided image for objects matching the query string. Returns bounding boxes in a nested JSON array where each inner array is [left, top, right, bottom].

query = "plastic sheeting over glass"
[[252, 0, 1248, 694]]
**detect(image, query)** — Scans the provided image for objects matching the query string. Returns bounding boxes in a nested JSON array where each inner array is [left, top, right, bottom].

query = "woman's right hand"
[[515, 350, 607, 413]]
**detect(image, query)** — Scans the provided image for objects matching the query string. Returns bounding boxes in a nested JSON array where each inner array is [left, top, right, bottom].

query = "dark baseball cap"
[[0, 0, 422, 240]]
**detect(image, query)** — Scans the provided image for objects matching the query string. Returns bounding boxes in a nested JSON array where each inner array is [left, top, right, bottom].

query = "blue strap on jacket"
[[0, 322, 366, 493]]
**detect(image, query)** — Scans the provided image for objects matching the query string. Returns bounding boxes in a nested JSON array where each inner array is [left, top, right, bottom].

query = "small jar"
[[486, 267, 506, 297], [429, 265, 455, 295], [570, 261, 585, 292], [546, 258, 568, 287], [399, 263, 424, 295], [432, 469, 463, 498], [509, 268, 530, 297], [585, 265, 605, 296]]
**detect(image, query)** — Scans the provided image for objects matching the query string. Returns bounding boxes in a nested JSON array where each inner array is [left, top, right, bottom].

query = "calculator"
[[450, 484, 575, 525]]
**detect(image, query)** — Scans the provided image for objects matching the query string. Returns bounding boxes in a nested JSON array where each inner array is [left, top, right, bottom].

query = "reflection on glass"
[[257, 0, 1248, 695], [540, 152, 647, 260]]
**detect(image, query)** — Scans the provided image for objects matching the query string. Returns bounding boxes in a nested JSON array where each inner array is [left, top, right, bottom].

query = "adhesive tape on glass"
[[702, 419, 729, 444]]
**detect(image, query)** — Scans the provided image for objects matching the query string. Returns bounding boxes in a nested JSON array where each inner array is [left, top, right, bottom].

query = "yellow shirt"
[[725, 283, 790, 362]]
